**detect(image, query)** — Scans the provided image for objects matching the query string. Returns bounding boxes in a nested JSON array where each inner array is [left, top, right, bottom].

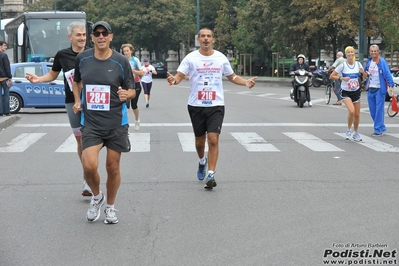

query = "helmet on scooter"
[[297, 54, 306, 61]]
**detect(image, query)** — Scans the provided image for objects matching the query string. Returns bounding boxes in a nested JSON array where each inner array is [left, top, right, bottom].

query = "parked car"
[[9, 62, 65, 113], [142, 60, 167, 78]]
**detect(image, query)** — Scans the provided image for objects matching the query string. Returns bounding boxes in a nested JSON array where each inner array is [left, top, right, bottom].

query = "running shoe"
[[146, 102, 149, 108], [82, 181, 93, 197], [345, 129, 352, 140], [204, 173, 217, 189], [86, 192, 105, 222], [134, 120, 140, 131], [197, 157, 207, 180], [104, 207, 119, 224], [372, 133, 383, 137], [308, 101, 313, 107], [352, 132, 362, 142]]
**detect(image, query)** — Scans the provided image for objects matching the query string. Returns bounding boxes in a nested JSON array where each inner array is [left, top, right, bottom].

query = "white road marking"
[[0, 133, 46, 152], [283, 132, 344, 152], [129, 133, 150, 152], [55, 134, 76, 152], [257, 93, 276, 97], [230, 132, 280, 152], [335, 132, 399, 152], [14, 123, 399, 128], [177, 133, 208, 152]]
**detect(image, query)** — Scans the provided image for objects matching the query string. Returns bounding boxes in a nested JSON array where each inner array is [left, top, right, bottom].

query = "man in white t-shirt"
[[166, 28, 257, 189]]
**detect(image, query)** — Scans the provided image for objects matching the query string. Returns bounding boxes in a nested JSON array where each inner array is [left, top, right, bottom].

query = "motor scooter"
[[290, 69, 311, 108], [311, 68, 329, 87]]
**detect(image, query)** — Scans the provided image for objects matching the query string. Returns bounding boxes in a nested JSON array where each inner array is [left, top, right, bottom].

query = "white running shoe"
[[82, 181, 92, 197], [308, 101, 313, 107], [86, 192, 105, 222], [345, 129, 352, 140], [352, 132, 362, 142], [134, 120, 140, 131], [104, 207, 119, 224]]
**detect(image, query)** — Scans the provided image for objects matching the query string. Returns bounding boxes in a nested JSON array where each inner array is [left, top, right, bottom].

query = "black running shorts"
[[187, 105, 225, 137], [341, 89, 361, 103], [81, 124, 131, 152]]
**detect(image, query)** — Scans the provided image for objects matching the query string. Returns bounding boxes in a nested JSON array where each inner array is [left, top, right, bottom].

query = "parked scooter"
[[290, 69, 312, 108], [311, 67, 330, 87]]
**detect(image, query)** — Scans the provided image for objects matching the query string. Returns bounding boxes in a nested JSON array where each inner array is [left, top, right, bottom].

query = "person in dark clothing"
[[0, 41, 12, 116], [289, 54, 312, 106], [26, 22, 92, 197]]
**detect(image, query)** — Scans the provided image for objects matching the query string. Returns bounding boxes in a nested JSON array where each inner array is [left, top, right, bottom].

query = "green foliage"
[[24, 0, 399, 63], [377, 0, 399, 51]]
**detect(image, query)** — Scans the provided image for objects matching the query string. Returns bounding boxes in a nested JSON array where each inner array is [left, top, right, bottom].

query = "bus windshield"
[[27, 18, 85, 62]]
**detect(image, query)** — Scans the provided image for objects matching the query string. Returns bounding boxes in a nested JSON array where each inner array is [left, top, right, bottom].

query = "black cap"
[[92, 21, 112, 33]]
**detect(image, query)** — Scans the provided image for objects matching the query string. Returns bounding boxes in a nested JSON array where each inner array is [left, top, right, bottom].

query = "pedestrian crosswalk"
[[2, 130, 399, 153]]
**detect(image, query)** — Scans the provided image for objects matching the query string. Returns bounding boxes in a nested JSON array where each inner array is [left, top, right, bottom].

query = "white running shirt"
[[335, 61, 363, 91], [177, 50, 234, 106]]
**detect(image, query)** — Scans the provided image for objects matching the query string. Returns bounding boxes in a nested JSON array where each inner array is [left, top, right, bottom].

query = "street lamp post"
[[196, 0, 200, 33], [359, 0, 365, 62]]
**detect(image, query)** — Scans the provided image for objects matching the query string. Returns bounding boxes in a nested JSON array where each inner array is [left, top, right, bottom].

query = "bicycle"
[[324, 79, 335, 104], [387, 94, 399, 117]]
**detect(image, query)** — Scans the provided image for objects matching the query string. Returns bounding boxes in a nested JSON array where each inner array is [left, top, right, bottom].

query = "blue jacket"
[[364, 56, 394, 96]]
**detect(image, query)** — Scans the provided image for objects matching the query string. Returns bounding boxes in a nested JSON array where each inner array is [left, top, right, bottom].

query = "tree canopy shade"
[[25, 0, 399, 64]]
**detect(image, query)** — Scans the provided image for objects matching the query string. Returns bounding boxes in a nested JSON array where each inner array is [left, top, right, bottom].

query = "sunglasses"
[[93, 31, 110, 37]]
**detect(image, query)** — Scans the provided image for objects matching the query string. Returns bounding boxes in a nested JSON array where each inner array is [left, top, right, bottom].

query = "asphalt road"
[[0, 78, 398, 266]]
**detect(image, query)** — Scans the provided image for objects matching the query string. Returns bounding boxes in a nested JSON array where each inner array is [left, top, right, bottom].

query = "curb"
[[224, 76, 292, 83], [0, 115, 21, 130]]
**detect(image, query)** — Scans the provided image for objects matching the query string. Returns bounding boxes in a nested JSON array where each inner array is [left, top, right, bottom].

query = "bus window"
[[27, 18, 85, 62], [5, 11, 88, 63]]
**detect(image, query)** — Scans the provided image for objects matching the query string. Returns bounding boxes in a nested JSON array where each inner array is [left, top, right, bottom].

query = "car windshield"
[[152, 61, 164, 67]]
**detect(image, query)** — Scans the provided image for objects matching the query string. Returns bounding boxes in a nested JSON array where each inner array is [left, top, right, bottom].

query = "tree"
[[83, 0, 194, 59]]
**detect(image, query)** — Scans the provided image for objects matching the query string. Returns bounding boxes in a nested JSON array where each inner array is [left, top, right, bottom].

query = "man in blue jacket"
[[364, 45, 395, 136]]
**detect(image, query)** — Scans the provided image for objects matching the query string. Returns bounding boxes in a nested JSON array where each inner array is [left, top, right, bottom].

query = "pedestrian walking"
[[330, 46, 368, 142], [26, 21, 92, 196], [364, 44, 395, 136], [72, 21, 135, 224], [0, 41, 12, 116], [327, 51, 345, 105], [166, 28, 257, 189]]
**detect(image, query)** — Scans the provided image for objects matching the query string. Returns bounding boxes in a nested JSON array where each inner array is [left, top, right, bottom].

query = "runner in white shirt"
[[141, 58, 157, 107], [166, 28, 257, 189], [330, 46, 368, 142]]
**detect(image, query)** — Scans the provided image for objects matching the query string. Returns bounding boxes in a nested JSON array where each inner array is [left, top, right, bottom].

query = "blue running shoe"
[[197, 157, 207, 180], [204, 173, 217, 189]]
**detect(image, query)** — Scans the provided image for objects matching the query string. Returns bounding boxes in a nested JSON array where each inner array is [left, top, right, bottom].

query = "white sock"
[[208, 170, 215, 176], [199, 157, 206, 165], [105, 204, 114, 209], [93, 191, 102, 200]]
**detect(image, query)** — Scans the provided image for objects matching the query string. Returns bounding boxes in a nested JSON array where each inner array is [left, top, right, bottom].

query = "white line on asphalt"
[[15, 123, 399, 127], [55, 134, 76, 152], [129, 133, 150, 152], [177, 133, 208, 152], [0, 133, 46, 152], [335, 133, 399, 152], [230, 132, 280, 152], [257, 93, 276, 97], [283, 132, 344, 152]]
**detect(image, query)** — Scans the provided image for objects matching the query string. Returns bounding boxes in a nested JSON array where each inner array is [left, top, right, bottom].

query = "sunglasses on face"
[[93, 31, 110, 37]]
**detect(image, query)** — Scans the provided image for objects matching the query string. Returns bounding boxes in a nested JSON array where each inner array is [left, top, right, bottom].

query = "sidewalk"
[[0, 115, 20, 130]]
